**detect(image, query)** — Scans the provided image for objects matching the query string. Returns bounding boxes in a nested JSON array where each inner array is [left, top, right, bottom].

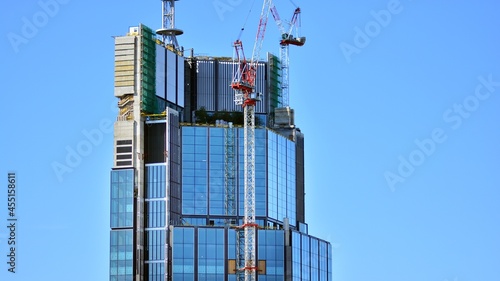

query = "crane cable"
[[237, 0, 258, 41]]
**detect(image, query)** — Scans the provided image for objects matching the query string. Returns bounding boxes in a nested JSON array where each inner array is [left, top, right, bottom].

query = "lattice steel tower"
[[156, 0, 183, 52]]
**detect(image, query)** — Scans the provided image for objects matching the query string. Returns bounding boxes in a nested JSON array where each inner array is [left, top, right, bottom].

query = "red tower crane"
[[231, 1, 273, 281], [270, 5, 305, 107]]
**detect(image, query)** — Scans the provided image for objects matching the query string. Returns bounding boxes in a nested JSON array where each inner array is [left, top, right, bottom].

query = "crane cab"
[[280, 34, 306, 46]]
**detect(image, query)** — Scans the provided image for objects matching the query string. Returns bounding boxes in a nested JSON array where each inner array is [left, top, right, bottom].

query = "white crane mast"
[[231, 1, 273, 280]]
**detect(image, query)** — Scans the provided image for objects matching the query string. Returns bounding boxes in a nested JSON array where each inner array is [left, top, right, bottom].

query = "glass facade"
[[182, 127, 208, 215], [258, 230, 285, 281], [110, 125, 331, 281], [145, 228, 166, 281], [181, 126, 297, 225], [110, 169, 134, 228], [238, 128, 267, 217], [198, 228, 225, 280], [145, 164, 167, 226], [208, 129, 225, 215], [267, 130, 296, 225], [110, 169, 134, 281], [145, 163, 167, 197], [319, 240, 329, 281], [110, 229, 133, 281], [172, 227, 288, 281], [291, 231, 331, 281], [227, 228, 237, 281], [169, 227, 332, 281], [145, 164, 168, 281], [145, 262, 165, 281], [173, 227, 195, 281]]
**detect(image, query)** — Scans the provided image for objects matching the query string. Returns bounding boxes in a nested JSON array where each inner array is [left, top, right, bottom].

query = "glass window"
[[292, 231, 302, 281], [146, 262, 165, 281], [198, 228, 225, 281], [145, 230, 166, 261], [319, 241, 328, 281], [267, 130, 297, 225], [327, 243, 332, 281], [183, 127, 195, 136], [172, 227, 195, 281], [145, 200, 166, 228], [210, 128, 224, 137], [110, 229, 133, 281], [302, 234, 311, 281], [311, 238, 319, 281], [258, 230, 285, 280], [145, 165, 166, 199], [182, 127, 208, 215], [110, 169, 134, 228], [183, 217, 205, 226]]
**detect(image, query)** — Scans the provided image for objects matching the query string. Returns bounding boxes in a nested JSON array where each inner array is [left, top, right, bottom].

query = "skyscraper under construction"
[[109, 2, 332, 281]]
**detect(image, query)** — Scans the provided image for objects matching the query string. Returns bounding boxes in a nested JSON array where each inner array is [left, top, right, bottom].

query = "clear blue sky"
[[1, 0, 500, 280]]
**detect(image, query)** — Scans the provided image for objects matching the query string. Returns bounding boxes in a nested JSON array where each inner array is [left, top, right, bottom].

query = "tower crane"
[[156, 0, 183, 53], [270, 4, 305, 107], [231, 1, 273, 280]]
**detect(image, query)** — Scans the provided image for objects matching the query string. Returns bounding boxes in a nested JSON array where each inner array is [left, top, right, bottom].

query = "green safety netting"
[[140, 24, 159, 114], [269, 54, 282, 110]]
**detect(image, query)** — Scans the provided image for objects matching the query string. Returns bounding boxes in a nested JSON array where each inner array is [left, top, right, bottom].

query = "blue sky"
[[1, 0, 500, 280]]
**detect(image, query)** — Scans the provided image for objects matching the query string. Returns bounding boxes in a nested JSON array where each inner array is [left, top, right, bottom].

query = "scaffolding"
[[224, 122, 237, 222]]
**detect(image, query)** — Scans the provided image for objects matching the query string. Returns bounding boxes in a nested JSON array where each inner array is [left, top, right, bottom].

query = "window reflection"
[[110, 169, 134, 228], [110, 229, 133, 281]]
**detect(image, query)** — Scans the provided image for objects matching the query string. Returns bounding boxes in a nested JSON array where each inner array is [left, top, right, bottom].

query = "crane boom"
[[250, 0, 273, 72]]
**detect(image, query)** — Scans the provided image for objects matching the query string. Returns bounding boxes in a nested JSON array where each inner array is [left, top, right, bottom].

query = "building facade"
[[110, 24, 332, 281]]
